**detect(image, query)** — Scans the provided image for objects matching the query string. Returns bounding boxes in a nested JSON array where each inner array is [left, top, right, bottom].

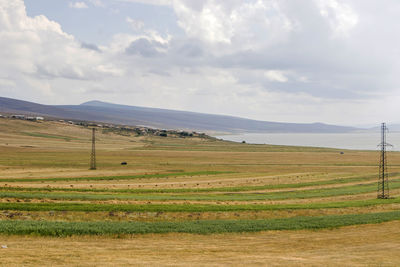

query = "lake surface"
[[214, 132, 400, 151]]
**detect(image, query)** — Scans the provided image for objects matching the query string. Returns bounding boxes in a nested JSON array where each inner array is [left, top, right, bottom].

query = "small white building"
[[26, 116, 44, 121]]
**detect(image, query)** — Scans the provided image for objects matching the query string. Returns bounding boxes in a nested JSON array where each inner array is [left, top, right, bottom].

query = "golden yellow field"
[[0, 118, 399, 266], [1, 221, 399, 266]]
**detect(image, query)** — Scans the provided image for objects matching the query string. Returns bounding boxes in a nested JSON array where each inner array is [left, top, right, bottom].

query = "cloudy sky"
[[1, 0, 399, 126]]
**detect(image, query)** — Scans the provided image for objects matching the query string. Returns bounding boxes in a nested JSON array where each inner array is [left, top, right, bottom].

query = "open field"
[[0, 118, 399, 265]]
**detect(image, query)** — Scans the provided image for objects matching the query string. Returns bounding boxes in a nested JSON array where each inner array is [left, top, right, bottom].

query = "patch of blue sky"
[[24, 0, 182, 45]]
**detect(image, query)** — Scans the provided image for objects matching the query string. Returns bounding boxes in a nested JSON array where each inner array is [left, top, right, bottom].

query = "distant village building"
[[27, 116, 44, 121], [11, 115, 25, 119]]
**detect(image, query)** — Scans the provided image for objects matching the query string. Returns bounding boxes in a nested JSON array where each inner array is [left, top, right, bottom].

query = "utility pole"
[[378, 123, 390, 199], [90, 128, 96, 170]]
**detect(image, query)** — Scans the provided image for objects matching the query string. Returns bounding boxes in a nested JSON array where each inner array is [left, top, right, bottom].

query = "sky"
[[0, 0, 400, 126]]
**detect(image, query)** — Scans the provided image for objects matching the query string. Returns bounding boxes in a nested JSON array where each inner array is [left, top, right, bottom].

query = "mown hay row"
[[0, 197, 399, 213]]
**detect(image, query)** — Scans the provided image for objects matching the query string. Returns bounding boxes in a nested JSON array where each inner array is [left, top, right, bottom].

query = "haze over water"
[[215, 132, 400, 151]]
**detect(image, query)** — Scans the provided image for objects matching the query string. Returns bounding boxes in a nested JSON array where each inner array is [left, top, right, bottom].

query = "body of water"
[[215, 132, 400, 151]]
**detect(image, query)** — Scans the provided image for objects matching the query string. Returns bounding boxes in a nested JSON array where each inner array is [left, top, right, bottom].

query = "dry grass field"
[[0, 118, 399, 266]]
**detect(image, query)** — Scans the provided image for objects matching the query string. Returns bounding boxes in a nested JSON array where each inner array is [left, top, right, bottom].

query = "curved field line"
[[0, 171, 232, 183], [1, 180, 399, 201], [1, 173, 393, 194], [0, 198, 399, 213]]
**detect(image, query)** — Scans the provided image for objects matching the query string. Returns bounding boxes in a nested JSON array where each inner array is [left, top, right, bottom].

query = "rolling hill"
[[0, 97, 358, 133]]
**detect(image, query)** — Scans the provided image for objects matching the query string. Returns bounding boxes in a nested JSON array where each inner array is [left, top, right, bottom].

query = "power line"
[[90, 128, 96, 170], [378, 122, 390, 199]]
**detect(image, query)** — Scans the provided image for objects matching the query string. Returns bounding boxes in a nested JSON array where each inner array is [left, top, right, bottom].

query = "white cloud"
[[0, 0, 121, 100], [69, 2, 89, 9], [114, 0, 172, 5], [0, 78, 16, 88], [126, 17, 144, 31], [88, 0, 105, 8], [264, 70, 288, 83], [173, 1, 233, 44], [316, 0, 358, 38], [172, 0, 293, 48]]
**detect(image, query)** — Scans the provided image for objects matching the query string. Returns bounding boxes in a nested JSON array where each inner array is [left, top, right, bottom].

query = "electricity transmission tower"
[[378, 123, 390, 199], [90, 128, 96, 170]]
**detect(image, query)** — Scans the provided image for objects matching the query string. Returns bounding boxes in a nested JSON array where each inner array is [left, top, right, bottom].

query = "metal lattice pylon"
[[90, 128, 96, 170], [378, 123, 390, 199]]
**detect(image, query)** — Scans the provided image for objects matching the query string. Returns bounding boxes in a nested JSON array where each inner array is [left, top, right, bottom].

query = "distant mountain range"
[[0, 96, 359, 133]]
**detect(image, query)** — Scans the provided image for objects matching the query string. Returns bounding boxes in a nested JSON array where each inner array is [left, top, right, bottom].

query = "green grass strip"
[[0, 211, 399, 236], [0, 197, 399, 213], [22, 132, 75, 141], [1, 179, 399, 201], [0, 171, 231, 183]]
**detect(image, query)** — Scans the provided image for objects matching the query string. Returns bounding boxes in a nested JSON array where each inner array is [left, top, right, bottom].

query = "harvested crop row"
[[0, 198, 399, 213], [1, 173, 393, 194], [0, 171, 231, 183], [1, 180, 399, 201]]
